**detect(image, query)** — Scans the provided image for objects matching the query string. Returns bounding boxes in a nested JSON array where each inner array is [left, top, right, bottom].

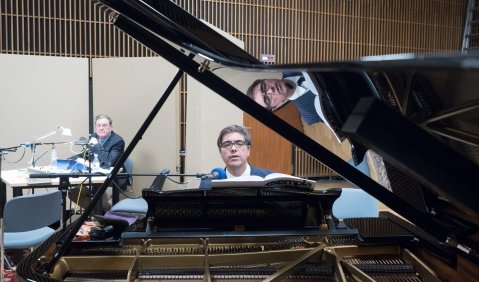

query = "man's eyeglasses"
[[260, 80, 273, 111], [219, 140, 248, 149], [95, 123, 111, 128]]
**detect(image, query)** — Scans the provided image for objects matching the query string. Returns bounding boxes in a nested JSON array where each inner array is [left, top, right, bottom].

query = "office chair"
[[107, 169, 169, 225], [332, 156, 379, 220], [111, 157, 134, 205], [109, 198, 148, 217], [106, 199, 147, 228], [2, 190, 62, 269], [332, 188, 379, 219], [123, 157, 134, 188]]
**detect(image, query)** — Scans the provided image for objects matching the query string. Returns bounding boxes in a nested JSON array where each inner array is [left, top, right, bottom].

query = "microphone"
[[196, 168, 226, 180], [199, 168, 225, 190], [71, 137, 89, 146], [210, 167, 226, 180]]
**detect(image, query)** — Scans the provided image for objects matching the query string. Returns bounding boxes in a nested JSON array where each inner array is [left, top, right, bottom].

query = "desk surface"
[[0, 168, 109, 215], [1, 168, 107, 188]]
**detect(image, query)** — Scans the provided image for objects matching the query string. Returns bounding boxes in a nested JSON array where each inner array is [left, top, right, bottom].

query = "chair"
[[2, 190, 62, 269], [105, 197, 148, 228], [123, 157, 134, 188], [106, 169, 169, 225], [332, 157, 379, 220], [111, 157, 134, 205], [332, 188, 379, 219], [109, 198, 148, 216]]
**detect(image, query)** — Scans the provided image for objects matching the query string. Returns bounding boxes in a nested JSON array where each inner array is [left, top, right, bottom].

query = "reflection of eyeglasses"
[[260, 80, 273, 111], [95, 123, 111, 128], [219, 140, 248, 149]]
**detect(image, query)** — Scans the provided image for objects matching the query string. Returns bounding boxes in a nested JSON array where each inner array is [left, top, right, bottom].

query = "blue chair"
[[107, 169, 169, 225], [332, 157, 379, 220], [110, 198, 148, 216], [114, 157, 133, 191], [107, 167, 166, 226], [332, 188, 379, 219], [2, 190, 62, 269], [106, 197, 148, 228], [111, 157, 134, 206], [123, 157, 134, 188]]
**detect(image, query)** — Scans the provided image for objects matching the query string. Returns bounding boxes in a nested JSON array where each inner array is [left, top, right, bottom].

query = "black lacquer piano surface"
[[17, 0, 479, 281]]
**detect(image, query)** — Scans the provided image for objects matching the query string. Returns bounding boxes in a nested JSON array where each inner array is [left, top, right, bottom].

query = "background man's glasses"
[[220, 140, 248, 149], [95, 123, 110, 128]]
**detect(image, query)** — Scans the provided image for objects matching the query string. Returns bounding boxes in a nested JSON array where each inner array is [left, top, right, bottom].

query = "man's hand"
[[89, 137, 99, 145]]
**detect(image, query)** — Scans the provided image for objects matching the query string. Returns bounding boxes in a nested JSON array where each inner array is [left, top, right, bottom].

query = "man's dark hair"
[[246, 79, 262, 99], [217, 125, 252, 148]]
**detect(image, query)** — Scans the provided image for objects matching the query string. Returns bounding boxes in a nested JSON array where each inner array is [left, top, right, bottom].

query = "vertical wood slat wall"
[[0, 0, 468, 177], [0, 0, 156, 65], [0, 0, 467, 65], [178, 0, 466, 64]]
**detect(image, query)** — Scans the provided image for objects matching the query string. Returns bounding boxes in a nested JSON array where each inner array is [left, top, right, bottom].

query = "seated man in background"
[[217, 125, 274, 178], [74, 114, 127, 212], [84, 114, 125, 169]]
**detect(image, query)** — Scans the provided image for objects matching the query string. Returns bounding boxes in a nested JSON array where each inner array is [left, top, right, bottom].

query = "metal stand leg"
[[58, 176, 71, 230], [1, 217, 4, 279]]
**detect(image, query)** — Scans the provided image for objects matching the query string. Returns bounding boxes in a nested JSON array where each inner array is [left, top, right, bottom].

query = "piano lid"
[[97, 0, 479, 259]]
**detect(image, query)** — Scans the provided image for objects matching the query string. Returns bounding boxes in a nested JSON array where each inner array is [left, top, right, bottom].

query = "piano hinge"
[[107, 10, 119, 24], [198, 59, 211, 73]]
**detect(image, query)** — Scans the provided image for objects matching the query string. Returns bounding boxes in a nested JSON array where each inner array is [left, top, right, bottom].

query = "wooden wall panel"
[[0, 0, 156, 59], [0, 0, 468, 177], [244, 102, 303, 174]]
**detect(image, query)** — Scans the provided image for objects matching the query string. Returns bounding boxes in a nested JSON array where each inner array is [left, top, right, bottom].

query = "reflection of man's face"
[[252, 79, 295, 111]]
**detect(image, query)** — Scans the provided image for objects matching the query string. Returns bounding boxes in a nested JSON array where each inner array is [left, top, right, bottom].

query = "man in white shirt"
[[216, 125, 274, 178]]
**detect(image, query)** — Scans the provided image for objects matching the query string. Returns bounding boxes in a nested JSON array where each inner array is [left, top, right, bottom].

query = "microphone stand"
[[86, 146, 98, 217], [27, 141, 68, 168], [29, 126, 72, 167]]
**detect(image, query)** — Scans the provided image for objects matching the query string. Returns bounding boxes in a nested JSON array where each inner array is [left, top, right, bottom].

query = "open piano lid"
[[95, 0, 479, 256], [102, 0, 479, 264]]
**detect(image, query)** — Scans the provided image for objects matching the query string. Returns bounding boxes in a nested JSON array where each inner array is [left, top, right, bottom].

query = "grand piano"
[[17, 0, 479, 281]]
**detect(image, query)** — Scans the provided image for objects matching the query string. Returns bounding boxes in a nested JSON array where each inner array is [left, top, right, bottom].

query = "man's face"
[[252, 79, 295, 111], [95, 118, 112, 140], [219, 132, 250, 170]]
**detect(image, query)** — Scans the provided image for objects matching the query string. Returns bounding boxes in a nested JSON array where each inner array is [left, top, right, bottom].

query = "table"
[[0, 168, 108, 217]]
